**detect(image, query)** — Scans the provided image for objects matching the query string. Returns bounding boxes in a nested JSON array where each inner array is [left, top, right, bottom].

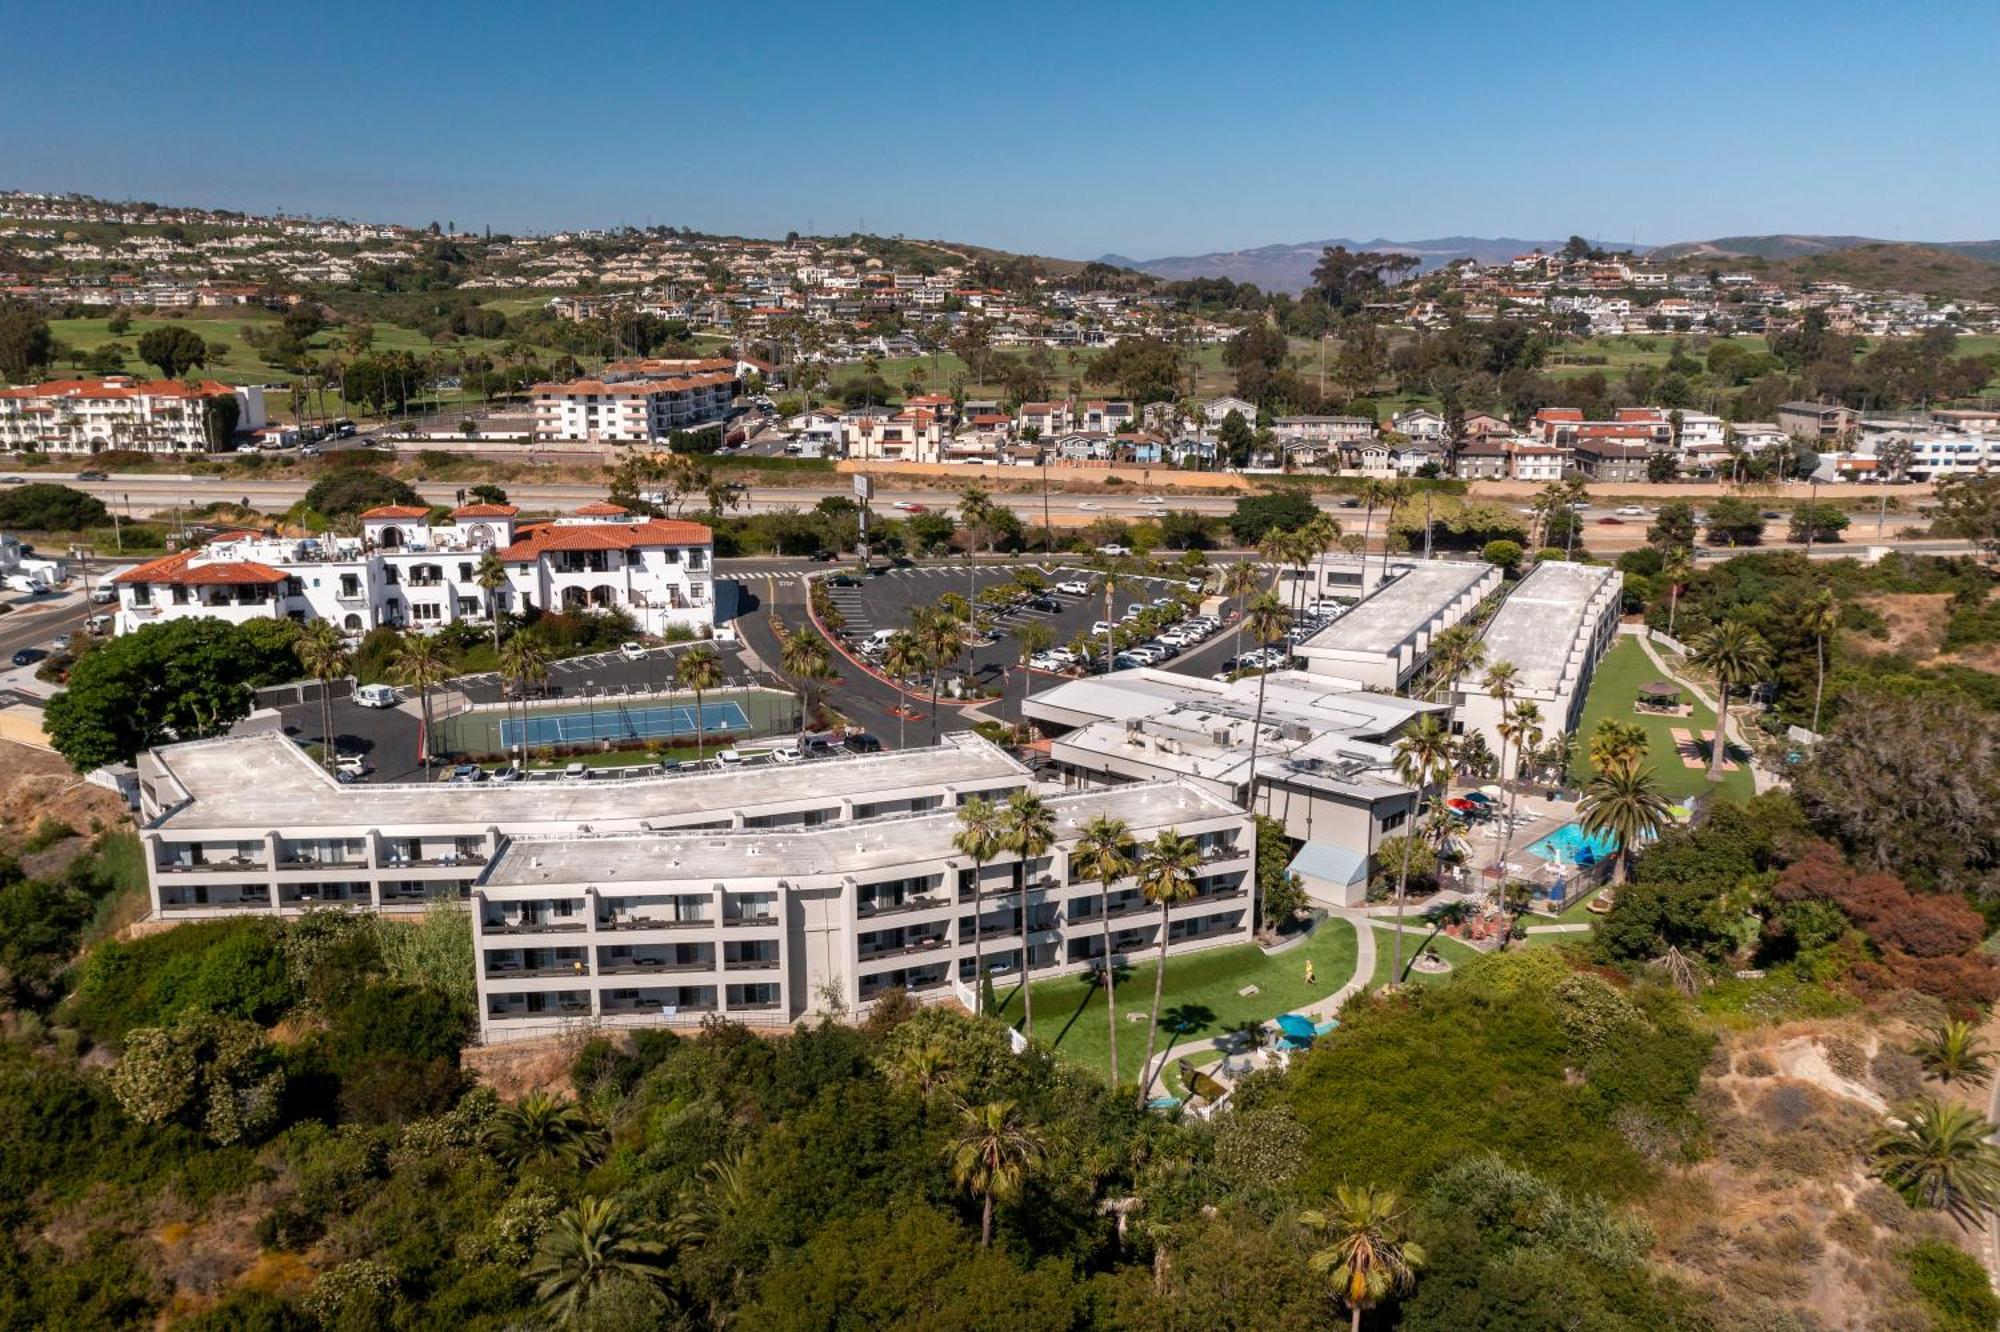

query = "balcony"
[[724, 956, 780, 971], [598, 958, 713, 975], [159, 856, 266, 874], [483, 918, 589, 935], [485, 961, 589, 980], [857, 935, 950, 964], [723, 913, 779, 928], [598, 914, 711, 931], [856, 893, 951, 920]]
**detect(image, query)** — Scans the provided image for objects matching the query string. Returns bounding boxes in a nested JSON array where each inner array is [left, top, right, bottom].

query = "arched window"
[[343, 613, 362, 631]]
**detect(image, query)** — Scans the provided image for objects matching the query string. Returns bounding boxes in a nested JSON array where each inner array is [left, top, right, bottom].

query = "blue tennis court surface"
[[500, 701, 751, 747]]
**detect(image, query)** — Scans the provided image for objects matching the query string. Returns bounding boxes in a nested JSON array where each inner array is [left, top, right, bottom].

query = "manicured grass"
[[1551, 888, 1611, 925], [1572, 635, 1755, 802], [1362, 920, 1482, 991], [990, 917, 1359, 1087]]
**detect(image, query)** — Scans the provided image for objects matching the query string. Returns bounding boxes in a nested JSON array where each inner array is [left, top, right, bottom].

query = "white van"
[[354, 684, 398, 708], [862, 629, 898, 654]]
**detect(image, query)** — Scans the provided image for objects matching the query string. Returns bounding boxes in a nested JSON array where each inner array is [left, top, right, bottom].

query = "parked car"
[[1097, 543, 1131, 557], [11, 648, 46, 668], [562, 762, 589, 780], [1027, 596, 1061, 613], [844, 733, 884, 754], [771, 745, 803, 764], [449, 763, 487, 784], [620, 641, 648, 660], [354, 683, 399, 708], [335, 756, 368, 781], [49, 633, 71, 653], [489, 764, 524, 783], [1055, 579, 1091, 596]]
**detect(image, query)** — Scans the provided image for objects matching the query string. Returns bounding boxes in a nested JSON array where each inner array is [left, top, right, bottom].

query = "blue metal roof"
[[1286, 840, 1368, 887]]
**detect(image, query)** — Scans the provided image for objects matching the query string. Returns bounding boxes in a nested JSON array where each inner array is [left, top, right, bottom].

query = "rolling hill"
[[1101, 236, 1580, 293]]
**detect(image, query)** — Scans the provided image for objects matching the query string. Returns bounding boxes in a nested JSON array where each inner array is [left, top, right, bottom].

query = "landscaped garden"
[[989, 916, 1358, 1086], [1573, 634, 1756, 801]]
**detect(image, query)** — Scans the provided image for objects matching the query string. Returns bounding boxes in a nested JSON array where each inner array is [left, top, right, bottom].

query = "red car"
[[1595, 516, 1624, 525]]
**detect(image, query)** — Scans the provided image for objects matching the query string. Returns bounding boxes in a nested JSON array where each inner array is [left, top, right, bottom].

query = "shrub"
[[299, 469, 422, 519], [0, 482, 108, 530], [1905, 1239, 2000, 1332], [70, 917, 296, 1042]]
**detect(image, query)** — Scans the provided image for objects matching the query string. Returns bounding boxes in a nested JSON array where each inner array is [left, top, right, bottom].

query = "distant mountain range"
[[1102, 233, 2000, 294]]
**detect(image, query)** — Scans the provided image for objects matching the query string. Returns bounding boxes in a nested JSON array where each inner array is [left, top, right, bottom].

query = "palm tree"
[[1478, 660, 1519, 857], [1099, 572, 1120, 674], [498, 634, 550, 769], [527, 1195, 671, 1324], [1241, 593, 1292, 822], [1661, 547, 1693, 640], [491, 1091, 610, 1169], [1390, 715, 1455, 983], [1802, 587, 1840, 736], [1578, 758, 1670, 885], [1072, 814, 1136, 1086], [880, 630, 924, 750], [1221, 559, 1262, 665], [674, 644, 723, 761], [886, 1036, 962, 1103], [1373, 478, 1411, 581], [953, 796, 1003, 1018], [1913, 1018, 1997, 1087], [293, 620, 349, 773], [945, 1099, 1046, 1248], [474, 551, 509, 656], [780, 627, 834, 744], [1424, 622, 1484, 704], [1494, 699, 1542, 877], [1000, 791, 1056, 1036], [1014, 622, 1053, 724], [1135, 829, 1201, 1108], [1870, 1097, 2000, 1225], [1690, 619, 1770, 782], [1587, 719, 1649, 776], [1256, 530, 1292, 601], [391, 632, 451, 780], [1401, 899, 1471, 984], [1300, 1184, 1427, 1332], [911, 606, 966, 744]]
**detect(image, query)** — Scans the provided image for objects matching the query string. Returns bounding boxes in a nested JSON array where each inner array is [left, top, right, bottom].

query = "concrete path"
[[1630, 629, 1780, 795], [1139, 908, 1374, 1099], [1523, 922, 1594, 935]]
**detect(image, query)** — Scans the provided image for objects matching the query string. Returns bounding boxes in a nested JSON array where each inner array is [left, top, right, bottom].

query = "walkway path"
[[1629, 628, 1780, 795], [1523, 922, 1595, 935], [1140, 908, 1374, 1097]]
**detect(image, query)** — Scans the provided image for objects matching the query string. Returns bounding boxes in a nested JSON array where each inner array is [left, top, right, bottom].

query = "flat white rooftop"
[[1475, 561, 1619, 694], [483, 781, 1240, 886], [1301, 561, 1494, 656], [1028, 667, 1431, 739], [143, 730, 1026, 834]]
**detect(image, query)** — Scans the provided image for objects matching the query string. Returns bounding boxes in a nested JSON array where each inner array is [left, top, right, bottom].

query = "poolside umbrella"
[[1275, 1013, 1318, 1041], [1447, 797, 1478, 813], [1461, 791, 1494, 806]]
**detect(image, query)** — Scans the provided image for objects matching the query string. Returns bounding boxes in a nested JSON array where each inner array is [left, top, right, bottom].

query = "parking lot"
[[451, 639, 760, 706], [815, 562, 1236, 692]]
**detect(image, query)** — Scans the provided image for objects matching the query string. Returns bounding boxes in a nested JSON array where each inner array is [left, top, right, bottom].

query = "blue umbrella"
[[1276, 1013, 1318, 1040], [1462, 791, 1495, 806]]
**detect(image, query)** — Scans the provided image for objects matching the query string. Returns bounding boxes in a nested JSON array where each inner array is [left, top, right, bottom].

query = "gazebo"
[[1637, 680, 1683, 711]]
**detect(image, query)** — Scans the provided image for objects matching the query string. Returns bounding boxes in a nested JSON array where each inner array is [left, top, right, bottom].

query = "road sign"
[[853, 474, 874, 500]]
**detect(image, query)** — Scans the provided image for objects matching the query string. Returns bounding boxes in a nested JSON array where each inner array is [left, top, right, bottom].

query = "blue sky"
[[4, 0, 1996, 259]]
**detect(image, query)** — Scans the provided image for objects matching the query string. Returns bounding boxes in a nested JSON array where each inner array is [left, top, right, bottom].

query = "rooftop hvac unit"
[[1212, 726, 1233, 745], [1286, 723, 1313, 743]]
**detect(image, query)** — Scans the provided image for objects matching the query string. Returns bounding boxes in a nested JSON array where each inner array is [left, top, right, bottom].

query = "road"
[[50, 472, 1943, 556]]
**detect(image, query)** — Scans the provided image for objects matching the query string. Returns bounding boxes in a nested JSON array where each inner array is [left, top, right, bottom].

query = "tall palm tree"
[[1072, 814, 1135, 1087], [1135, 828, 1201, 1109], [1000, 791, 1057, 1035], [953, 796, 1003, 1018], [1494, 698, 1542, 881], [1256, 530, 1292, 601], [912, 606, 966, 744], [527, 1196, 671, 1324], [1221, 559, 1262, 665], [1577, 757, 1670, 885], [1478, 660, 1519, 858], [1300, 1184, 1427, 1332], [473, 551, 509, 656], [1373, 478, 1411, 582], [1870, 1097, 2000, 1225], [780, 627, 834, 744], [881, 630, 924, 750], [1099, 572, 1121, 674], [1241, 593, 1292, 823], [1014, 622, 1053, 725], [1690, 619, 1769, 782], [1401, 899, 1471, 984], [1424, 623, 1485, 704], [1801, 587, 1840, 736], [1913, 1018, 1997, 1087], [293, 620, 349, 773], [1309, 511, 1343, 607], [945, 1098, 1047, 1249], [1587, 719, 1649, 776], [1390, 715, 1455, 983], [1661, 547, 1693, 640], [674, 644, 723, 761], [498, 634, 550, 769], [391, 632, 451, 780], [490, 1091, 609, 1169]]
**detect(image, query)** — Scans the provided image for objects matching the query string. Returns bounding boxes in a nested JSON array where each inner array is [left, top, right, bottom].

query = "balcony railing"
[[485, 963, 590, 979], [856, 894, 950, 919], [159, 857, 266, 873], [723, 913, 779, 928], [483, 919, 589, 935], [857, 937, 950, 964], [598, 959, 713, 975], [724, 956, 780, 971], [598, 915, 711, 931]]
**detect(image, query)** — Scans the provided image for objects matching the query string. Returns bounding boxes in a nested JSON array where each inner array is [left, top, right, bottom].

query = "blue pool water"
[[1524, 822, 1619, 864]]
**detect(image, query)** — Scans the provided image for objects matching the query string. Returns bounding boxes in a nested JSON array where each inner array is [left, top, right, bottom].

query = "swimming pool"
[[1524, 822, 1619, 864]]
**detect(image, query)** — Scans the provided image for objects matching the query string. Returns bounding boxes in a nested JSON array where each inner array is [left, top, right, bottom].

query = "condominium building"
[[530, 361, 740, 443], [1455, 561, 1623, 762], [0, 376, 266, 453], [1292, 560, 1502, 690], [133, 730, 1254, 1041], [113, 500, 716, 638]]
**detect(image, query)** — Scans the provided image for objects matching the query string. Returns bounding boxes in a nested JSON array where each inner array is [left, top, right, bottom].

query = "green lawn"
[[990, 917, 1358, 1087], [1573, 635, 1755, 802], [1551, 888, 1611, 925], [1362, 920, 1482, 991]]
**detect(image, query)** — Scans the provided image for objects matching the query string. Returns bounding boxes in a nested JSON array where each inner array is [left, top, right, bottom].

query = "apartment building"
[[0, 376, 267, 454], [114, 501, 716, 637], [133, 730, 1251, 1041], [1292, 560, 1502, 690], [530, 363, 740, 443], [1273, 415, 1377, 445], [1455, 561, 1623, 762], [1777, 401, 1859, 443], [1900, 433, 2000, 479], [474, 781, 1252, 1040], [1570, 439, 1654, 482]]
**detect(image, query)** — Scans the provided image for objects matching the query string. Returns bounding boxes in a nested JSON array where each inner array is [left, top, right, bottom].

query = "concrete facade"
[[1456, 560, 1623, 763]]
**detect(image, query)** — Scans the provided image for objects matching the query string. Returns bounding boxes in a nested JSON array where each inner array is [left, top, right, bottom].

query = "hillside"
[[1102, 235, 1577, 293], [1698, 243, 2000, 303]]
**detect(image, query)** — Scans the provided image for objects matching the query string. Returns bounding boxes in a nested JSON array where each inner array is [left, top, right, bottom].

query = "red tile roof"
[[112, 550, 286, 586], [496, 519, 712, 561], [450, 503, 519, 518], [359, 505, 432, 520], [572, 501, 631, 516], [0, 377, 236, 401]]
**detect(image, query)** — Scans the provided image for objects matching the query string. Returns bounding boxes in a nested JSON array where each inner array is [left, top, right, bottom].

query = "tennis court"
[[499, 700, 752, 748]]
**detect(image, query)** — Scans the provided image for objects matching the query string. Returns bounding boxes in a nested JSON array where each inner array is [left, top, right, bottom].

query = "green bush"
[[69, 918, 297, 1043], [298, 468, 423, 519], [1905, 1240, 2000, 1332], [0, 481, 108, 530]]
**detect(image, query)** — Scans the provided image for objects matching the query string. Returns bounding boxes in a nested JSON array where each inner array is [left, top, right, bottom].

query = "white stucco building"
[[0, 376, 266, 453], [1455, 561, 1623, 764]]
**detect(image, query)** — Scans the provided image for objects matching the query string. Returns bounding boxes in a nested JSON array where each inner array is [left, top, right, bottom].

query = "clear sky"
[[4, 0, 1996, 259]]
